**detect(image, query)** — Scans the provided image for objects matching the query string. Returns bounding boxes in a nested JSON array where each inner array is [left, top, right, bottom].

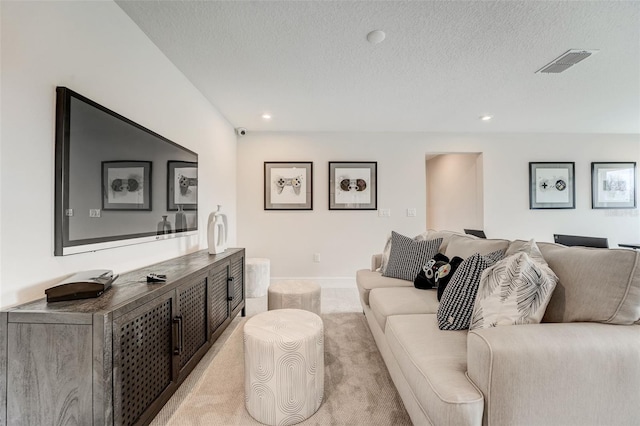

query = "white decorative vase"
[[207, 205, 228, 254]]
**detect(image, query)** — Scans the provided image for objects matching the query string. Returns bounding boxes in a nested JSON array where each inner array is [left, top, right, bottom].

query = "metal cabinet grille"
[[178, 279, 207, 369], [210, 267, 229, 335], [231, 256, 244, 311], [116, 298, 173, 426]]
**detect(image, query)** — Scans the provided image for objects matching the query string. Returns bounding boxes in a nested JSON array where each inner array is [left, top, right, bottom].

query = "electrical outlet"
[[313, 253, 321, 263], [65, 209, 74, 217], [89, 209, 101, 218], [407, 208, 417, 217], [378, 208, 391, 217]]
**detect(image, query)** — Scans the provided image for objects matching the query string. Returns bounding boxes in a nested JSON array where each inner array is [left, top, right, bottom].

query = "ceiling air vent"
[[536, 49, 598, 73]]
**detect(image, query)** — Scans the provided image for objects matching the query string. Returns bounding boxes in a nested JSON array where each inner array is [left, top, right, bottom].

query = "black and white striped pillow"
[[437, 250, 504, 331], [382, 232, 442, 281]]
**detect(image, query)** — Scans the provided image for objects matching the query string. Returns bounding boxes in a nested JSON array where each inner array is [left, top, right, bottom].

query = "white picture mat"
[[596, 167, 633, 203], [107, 167, 144, 204], [270, 167, 307, 204], [535, 167, 570, 203], [335, 167, 371, 204], [174, 166, 197, 204]]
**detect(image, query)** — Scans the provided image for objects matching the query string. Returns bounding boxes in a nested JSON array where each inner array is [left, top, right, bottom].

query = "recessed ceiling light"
[[480, 115, 493, 121], [262, 114, 271, 120], [367, 30, 386, 44]]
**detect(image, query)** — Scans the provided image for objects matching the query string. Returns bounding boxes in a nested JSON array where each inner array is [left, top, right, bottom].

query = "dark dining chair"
[[553, 234, 609, 248], [464, 229, 487, 239]]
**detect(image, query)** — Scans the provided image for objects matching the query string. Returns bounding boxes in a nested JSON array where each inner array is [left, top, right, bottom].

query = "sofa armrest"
[[467, 323, 640, 426], [371, 254, 383, 271]]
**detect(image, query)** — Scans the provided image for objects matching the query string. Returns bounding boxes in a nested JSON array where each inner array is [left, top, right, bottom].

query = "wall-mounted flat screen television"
[[54, 87, 198, 256]]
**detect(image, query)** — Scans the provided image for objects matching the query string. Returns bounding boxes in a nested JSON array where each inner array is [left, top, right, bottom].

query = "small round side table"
[[244, 309, 324, 426], [268, 281, 321, 315]]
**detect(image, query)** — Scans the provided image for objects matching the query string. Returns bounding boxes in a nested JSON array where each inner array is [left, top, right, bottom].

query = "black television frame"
[[54, 87, 198, 256]]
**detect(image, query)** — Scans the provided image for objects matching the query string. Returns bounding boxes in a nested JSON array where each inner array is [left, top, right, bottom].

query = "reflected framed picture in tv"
[[167, 161, 197, 211], [102, 161, 152, 210]]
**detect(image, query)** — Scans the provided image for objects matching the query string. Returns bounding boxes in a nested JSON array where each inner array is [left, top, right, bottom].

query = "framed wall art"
[[329, 161, 377, 210], [167, 161, 198, 211], [529, 162, 575, 209], [102, 161, 152, 210], [264, 161, 313, 210], [591, 162, 636, 209]]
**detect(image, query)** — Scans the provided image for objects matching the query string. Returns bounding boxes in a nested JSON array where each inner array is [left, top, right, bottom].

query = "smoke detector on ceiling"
[[367, 30, 386, 44], [536, 49, 599, 74]]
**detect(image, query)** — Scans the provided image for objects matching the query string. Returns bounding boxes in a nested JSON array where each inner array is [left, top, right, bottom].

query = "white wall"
[[237, 132, 640, 278], [0, 1, 237, 308], [426, 153, 484, 232]]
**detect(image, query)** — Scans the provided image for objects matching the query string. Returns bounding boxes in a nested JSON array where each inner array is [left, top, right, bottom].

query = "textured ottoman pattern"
[[244, 309, 324, 426], [268, 281, 321, 315]]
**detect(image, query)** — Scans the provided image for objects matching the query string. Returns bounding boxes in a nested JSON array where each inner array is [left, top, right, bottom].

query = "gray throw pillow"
[[382, 232, 442, 281], [437, 250, 504, 330]]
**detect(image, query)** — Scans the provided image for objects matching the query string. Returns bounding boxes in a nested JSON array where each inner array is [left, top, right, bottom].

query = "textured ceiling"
[[116, 0, 640, 134]]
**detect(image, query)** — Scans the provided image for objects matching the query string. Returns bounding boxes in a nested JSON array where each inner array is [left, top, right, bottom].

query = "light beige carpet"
[[159, 312, 412, 425]]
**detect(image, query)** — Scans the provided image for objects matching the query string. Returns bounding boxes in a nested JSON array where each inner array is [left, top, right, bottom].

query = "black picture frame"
[[329, 161, 377, 210], [101, 161, 152, 210], [591, 162, 636, 209], [167, 161, 198, 211], [529, 162, 575, 209], [264, 161, 313, 210]]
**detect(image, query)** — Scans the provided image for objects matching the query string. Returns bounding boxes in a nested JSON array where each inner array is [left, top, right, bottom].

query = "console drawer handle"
[[173, 316, 183, 355], [227, 276, 234, 301]]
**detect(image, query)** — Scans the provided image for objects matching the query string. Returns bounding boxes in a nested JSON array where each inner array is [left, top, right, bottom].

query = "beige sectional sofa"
[[356, 231, 640, 426]]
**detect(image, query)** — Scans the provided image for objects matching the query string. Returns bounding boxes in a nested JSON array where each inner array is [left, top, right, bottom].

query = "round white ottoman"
[[244, 309, 324, 426], [246, 258, 271, 298], [268, 281, 321, 315]]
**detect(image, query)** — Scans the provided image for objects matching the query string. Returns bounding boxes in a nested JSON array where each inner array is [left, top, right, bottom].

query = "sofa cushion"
[[369, 287, 440, 330], [385, 314, 483, 425], [535, 243, 640, 324], [416, 229, 472, 254], [383, 232, 442, 281], [356, 269, 412, 306], [445, 234, 510, 259], [438, 251, 503, 330], [470, 241, 558, 330]]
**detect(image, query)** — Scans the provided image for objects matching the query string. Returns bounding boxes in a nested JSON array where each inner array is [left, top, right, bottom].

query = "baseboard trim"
[[270, 277, 356, 289]]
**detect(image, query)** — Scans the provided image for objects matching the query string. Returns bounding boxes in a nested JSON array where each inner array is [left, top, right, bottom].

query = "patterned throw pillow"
[[437, 250, 504, 330], [382, 232, 442, 281], [470, 240, 558, 330], [378, 234, 393, 272], [379, 231, 440, 273]]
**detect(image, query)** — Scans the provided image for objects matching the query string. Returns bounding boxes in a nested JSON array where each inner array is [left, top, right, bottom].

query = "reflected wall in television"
[[55, 87, 198, 256]]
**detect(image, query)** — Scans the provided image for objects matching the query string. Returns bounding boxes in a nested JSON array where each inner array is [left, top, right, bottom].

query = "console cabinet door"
[[176, 273, 208, 375], [229, 254, 245, 313], [112, 292, 176, 426], [208, 262, 230, 338], [5, 321, 93, 426]]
